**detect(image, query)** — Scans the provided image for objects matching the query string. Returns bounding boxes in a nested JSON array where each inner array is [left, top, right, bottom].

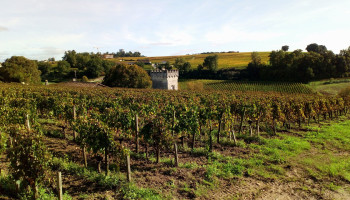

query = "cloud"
[[295, 29, 350, 53], [205, 25, 283, 45], [149, 42, 173, 46], [123, 28, 194, 48], [0, 26, 8, 31]]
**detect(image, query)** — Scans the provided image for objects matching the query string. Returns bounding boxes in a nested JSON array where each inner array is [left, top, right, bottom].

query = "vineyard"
[[1, 83, 350, 199], [180, 80, 315, 94], [110, 52, 271, 70]]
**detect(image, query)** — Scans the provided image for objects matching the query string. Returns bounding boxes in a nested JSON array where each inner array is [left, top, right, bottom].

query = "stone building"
[[150, 70, 179, 90]]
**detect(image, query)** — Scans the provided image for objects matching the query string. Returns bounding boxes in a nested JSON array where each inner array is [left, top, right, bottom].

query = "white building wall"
[[150, 70, 179, 90]]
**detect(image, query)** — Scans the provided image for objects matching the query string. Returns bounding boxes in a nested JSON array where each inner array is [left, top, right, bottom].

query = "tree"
[[203, 55, 218, 72], [251, 52, 262, 65], [306, 43, 327, 54], [175, 57, 191, 73], [135, 61, 145, 68], [0, 56, 41, 84], [281, 45, 289, 52], [38, 61, 52, 79], [48, 57, 55, 62], [174, 57, 185, 69], [181, 62, 191, 73], [75, 52, 91, 71], [103, 63, 152, 88], [56, 60, 71, 77], [62, 50, 77, 68], [86, 55, 104, 78], [164, 61, 172, 70]]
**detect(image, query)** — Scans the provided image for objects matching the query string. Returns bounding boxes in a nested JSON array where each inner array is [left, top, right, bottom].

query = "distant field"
[[109, 52, 270, 70], [308, 78, 350, 95], [179, 79, 315, 94]]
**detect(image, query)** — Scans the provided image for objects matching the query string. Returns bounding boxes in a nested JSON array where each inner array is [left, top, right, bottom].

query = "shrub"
[[103, 64, 151, 88], [82, 76, 89, 82]]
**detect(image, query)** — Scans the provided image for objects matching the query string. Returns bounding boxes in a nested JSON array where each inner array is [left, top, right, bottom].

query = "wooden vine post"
[[248, 120, 253, 136], [105, 147, 109, 176], [209, 120, 213, 152], [83, 146, 87, 168], [57, 171, 63, 200], [172, 110, 179, 167], [135, 114, 139, 153], [73, 105, 77, 140], [127, 154, 131, 182], [217, 115, 222, 144], [26, 114, 31, 131]]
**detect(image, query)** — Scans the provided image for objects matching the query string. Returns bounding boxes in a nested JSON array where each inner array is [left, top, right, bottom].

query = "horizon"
[[1, 0, 350, 62]]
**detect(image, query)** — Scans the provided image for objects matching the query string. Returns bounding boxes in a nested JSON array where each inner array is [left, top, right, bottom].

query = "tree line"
[[244, 44, 350, 83], [104, 49, 143, 57]]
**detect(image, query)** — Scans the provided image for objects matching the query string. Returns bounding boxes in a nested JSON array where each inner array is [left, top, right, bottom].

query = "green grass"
[[199, 120, 350, 184], [309, 78, 350, 95], [51, 157, 163, 199]]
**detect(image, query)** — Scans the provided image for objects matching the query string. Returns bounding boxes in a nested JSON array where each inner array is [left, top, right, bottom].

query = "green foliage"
[[56, 61, 71, 77], [61, 50, 115, 79], [6, 127, 50, 196], [306, 43, 327, 54], [63, 50, 77, 68], [174, 57, 185, 69], [103, 63, 151, 88], [0, 174, 17, 197], [245, 45, 350, 83], [121, 183, 162, 200], [51, 157, 122, 189], [250, 52, 262, 65], [82, 76, 89, 82], [203, 55, 218, 72], [204, 159, 245, 182], [0, 56, 41, 84], [37, 62, 52, 80], [281, 45, 289, 52], [86, 55, 104, 78]]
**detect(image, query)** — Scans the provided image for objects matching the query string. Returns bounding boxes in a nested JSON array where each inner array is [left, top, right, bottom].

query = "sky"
[[1, 0, 350, 62]]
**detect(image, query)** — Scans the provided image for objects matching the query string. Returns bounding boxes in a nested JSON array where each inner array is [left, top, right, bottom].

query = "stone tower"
[[150, 70, 179, 90]]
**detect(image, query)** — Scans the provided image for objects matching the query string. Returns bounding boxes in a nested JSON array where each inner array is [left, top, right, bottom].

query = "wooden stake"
[[26, 114, 31, 131], [83, 146, 87, 168], [57, 172, 63, 200], [73, 105, 77, 140], [105, 148, 109, 176], [127, 154, 131, 182], [209, 121, 213, 152], [174, 143, 179, 167], [135, 114, 139, 153]]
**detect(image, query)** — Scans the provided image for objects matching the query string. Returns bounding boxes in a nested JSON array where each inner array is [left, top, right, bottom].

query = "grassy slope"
[[309, 78, 350, 95], [108, 52, 270, 70]]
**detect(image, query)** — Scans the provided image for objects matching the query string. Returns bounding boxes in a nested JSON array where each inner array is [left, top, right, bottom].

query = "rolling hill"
[[109, 52, 270, 70]]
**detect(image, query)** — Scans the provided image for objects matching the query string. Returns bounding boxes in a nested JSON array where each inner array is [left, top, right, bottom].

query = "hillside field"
[[179, 79, 315, 94], [109, 52, 270, 70]]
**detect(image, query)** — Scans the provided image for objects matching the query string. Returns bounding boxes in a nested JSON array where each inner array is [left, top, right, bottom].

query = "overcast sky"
[[1, 0, 350, 62]]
